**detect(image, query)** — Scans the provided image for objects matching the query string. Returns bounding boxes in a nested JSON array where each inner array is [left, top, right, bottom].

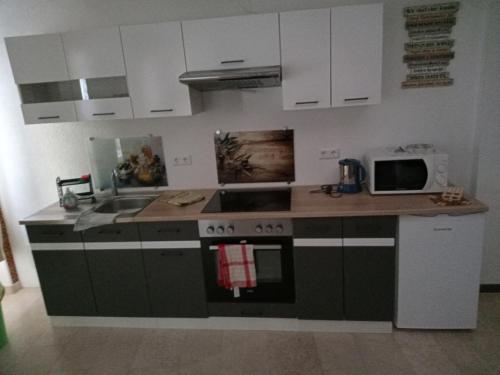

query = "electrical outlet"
[[319, 148, 340, 160], [173, 155, 192, 166]]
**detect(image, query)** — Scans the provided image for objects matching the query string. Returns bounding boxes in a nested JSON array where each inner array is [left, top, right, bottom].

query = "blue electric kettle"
[[338, 159, 366, 193]]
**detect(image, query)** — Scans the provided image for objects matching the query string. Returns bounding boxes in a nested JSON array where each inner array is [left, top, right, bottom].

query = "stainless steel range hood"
[[179, 65, 281, 91]]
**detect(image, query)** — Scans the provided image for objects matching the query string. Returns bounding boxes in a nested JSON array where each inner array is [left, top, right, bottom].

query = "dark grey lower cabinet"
[[85, 249, 151, 317], [343, 246, 395, 321], [33, 250, 96, 316], [142, 248, 207, 317], [294, 246, 344, 320]]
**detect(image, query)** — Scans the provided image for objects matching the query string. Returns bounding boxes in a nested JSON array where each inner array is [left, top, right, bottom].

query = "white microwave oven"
[[364, 145, 448, 195]]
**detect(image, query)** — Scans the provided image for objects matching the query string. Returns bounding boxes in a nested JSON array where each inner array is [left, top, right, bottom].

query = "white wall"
[[474, 1, 500, 284], [0, 0, 492, 286]]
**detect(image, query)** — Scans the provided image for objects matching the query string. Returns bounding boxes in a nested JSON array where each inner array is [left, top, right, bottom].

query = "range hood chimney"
[[179, 65, 281, 91]]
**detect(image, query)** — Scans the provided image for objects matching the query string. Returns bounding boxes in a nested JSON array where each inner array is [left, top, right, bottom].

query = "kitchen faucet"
[[110, 169, 119, 197]]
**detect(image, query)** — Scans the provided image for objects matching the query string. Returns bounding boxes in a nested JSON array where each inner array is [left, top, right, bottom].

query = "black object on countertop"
[[202, 187, 291, 213]]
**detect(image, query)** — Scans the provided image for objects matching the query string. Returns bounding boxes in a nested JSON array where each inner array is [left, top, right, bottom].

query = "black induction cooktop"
[[202, 187, 291, 213]]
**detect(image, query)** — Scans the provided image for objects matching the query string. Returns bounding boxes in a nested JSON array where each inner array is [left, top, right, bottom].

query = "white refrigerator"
[[396, 213, 485, 329]]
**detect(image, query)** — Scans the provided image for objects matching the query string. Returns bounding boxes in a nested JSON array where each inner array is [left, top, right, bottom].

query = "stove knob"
[[265, 225, 273, 233], [206, 226, 215, 235], [226, 225, 234, 235], [255, 225, 263, 233], [275, 224, 284, 234], [216, 226, 225, 235]]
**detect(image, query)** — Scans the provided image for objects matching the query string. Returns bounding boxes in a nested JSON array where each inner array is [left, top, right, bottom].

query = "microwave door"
[[375, 159, 428, 191]]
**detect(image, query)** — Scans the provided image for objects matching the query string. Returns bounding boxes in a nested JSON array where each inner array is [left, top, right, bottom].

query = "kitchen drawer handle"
[[157, 228, 181, 233], [433, 227, 452, 231], [92, 112, 116, 116], [344, 97, 369, 102], [41, 231, 65, 236], [37, 115, 60, 120], [161, 251, 184, 256], [295, 100, 319, 105], [97, 229, 122, 235], [220, 59, 245, 64], [150, 109, 173, 113]]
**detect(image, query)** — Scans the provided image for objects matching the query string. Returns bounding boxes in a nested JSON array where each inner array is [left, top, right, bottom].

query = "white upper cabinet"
[[331, 4, 383, 107], [62, 27, 126, 79], [120, 22, 201, 118], [280, 8, 331, 111], [5, 34, 69, 84], [182, 13, 280, 71]]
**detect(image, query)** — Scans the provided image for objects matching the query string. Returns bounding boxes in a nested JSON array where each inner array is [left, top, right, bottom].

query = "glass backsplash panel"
[[88, 136, 168, 191]]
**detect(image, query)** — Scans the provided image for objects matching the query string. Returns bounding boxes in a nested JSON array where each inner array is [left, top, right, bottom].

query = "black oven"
[[199, 220, 295, 304]]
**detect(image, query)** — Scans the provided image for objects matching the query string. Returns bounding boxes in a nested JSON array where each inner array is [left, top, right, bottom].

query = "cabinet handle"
[[344, 97, 369, 102], [42, 231, 64, 236], [92, 112, 115, 116], [433, 227, 452, 231], [161, 251, 184, 256], [220, 59, 245, 64], [37, 115, 60, 120], [97, 229, 122, 235], [295, 100, 319, 105], [157, 228, 181, 233], [150, 109, 173, 113]]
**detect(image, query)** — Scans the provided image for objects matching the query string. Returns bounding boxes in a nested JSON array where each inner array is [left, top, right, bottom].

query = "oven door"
[[201, 237, 295, 303], [374, 158, 429, 192]]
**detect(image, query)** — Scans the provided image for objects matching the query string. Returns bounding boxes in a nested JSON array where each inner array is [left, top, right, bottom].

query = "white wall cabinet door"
[[182, 13, 280, 71], [331, 4, 383, 107], [74, 98, 132, 121], [120, 22, 201, 118], [22, 102, 77, 124], [62, 27, 126, 79], [280, 8, 331, 111], [5, 34, 69, 84]]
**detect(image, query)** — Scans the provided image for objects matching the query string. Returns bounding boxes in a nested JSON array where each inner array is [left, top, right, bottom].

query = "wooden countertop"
[[133, 186, 488, 222]]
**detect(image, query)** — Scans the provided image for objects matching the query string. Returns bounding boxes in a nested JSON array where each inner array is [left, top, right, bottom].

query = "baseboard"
[[480, 284, 500, 293], [4, 281, 22, 294], [50, 316, 393, 333]]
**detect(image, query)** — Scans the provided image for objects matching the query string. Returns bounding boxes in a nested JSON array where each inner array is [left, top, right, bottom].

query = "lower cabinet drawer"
[[75, 97, 132, 121], [143, 248, 207, 317], [33, 250, 96, 316], [344, 246, 395, 321], [294, 246, 344, 320], [22, 102, 77, 124], [85, 249, 151, 317]]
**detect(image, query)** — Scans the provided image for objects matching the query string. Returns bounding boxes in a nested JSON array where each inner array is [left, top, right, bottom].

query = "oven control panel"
[[198, 219, 293, 237]]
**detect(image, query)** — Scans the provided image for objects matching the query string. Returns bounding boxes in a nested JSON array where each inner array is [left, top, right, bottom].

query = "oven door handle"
[[209, 244, 282, 251]]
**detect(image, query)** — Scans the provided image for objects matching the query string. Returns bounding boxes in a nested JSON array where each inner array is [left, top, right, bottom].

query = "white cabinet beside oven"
[[182, 13, 280, 71], [396, 214, 486, 329], [120, 22, 202, 119]]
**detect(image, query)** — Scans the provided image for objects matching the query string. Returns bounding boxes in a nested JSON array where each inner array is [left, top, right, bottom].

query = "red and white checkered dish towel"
[[217, 244, 257, 289]]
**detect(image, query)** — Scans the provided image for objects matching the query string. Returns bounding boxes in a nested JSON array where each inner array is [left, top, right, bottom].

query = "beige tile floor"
[[0, 288, 499, 375]]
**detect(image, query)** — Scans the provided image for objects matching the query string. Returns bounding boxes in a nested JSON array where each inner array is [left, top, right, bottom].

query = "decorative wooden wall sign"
[[402, 2, 460, 88], [214, 129, 295, 184]]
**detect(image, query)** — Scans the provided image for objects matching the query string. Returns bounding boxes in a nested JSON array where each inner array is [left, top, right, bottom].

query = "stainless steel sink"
[[93, 195, 158, 216]]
